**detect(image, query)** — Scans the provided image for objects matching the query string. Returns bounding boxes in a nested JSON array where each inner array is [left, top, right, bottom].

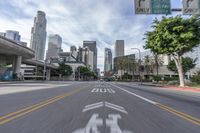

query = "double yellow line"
[[157, 104, 200, 126], [0, 89, 82, 125]]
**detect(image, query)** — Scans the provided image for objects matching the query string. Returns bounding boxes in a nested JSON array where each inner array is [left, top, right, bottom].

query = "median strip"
[[0, 88, 82, 125]]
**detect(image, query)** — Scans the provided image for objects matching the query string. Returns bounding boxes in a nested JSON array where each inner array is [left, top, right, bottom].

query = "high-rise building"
[[0, 32, 6, 37], [78, 47, 94, 70], [115, 40, 124, 57], [30, 11, 47, 60], [5, 30, 21, 43], [83, 41, 97, 72], [46, 34, 62, 60], [70, 45, 77, 52], [104, 48, 112, 72], [0, 30, 27, 46]]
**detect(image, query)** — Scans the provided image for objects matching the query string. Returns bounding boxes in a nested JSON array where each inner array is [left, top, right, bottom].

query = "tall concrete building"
[[78, 47, 94, 70], [104, 48, 112, 72], [115, 40, 124, 57], [0, 30, 21, 43], [46, 34, 62, 60], [83, 41, 97, 72], [70, 45, 77, 52], [5, 30, 21, 43], [30, 11, 47, 60]]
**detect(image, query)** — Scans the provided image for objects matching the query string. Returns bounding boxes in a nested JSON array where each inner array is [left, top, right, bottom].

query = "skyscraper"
[[0, 30, 27, 46], [115, 40, 124, 57], [5, 30, 21, 43], [46, 34, 62, 60], [78, 47, 94, 70], [83, 41, 97, 72], [30, 11, 47, 60], [104, 48, 112, 72]]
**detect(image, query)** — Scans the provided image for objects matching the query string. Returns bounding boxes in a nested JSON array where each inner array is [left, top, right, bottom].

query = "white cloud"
[[0, 0, 182, 71]]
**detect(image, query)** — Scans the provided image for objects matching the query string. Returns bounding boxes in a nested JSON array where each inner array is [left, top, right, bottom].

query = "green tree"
[[77, 66, 96, 80], [144, 55, 151, 78], [117, 57, 124, 79], [167, 57, 196, 75], [58, 62, 73, 78], [154, 54, 162, 77], [144, 16, 200, 87]]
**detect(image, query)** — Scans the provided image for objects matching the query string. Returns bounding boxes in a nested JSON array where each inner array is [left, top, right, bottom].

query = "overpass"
[[0, 36, 35, 79]]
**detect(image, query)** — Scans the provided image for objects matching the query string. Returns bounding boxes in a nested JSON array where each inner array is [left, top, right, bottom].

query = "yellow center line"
[[0, 94, 65, 121], [0, 87, 84, 125], [157, 104, 200, 126]]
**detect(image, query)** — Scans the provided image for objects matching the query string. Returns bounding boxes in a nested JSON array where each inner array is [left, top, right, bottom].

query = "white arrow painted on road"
[[82, 102, 104, 112], [82, 101, 127, 114], [105, 102, 128, 114]]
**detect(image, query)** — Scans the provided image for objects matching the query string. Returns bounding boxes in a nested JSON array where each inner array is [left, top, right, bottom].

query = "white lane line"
[[105, 102, 125, 110], [110, 88, 115, 93], [109, 83, 158, 105], [82, 104, 104, 112], [105, 104, 128, 114], [85, 102, 103, 108]]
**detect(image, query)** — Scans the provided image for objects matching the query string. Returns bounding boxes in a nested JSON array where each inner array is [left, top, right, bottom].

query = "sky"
[[0, 0, 182, 71]]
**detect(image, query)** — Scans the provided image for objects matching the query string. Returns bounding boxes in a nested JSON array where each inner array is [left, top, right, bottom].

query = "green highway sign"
[[151, 0, 171, 14]]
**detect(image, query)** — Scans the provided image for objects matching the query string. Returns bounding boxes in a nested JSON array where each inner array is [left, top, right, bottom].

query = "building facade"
[[5, 30, 21, 43], [104, 48, 112, 73], [115, 40, 124, 57], [184, 46, 200, 68], [46, 34, 62, 60], [83, 41, 97, 72], [78, 47, 94, 71], [30, 11, 47, 60], [0, 30, 27, 46], [114, 54, 135, 78]]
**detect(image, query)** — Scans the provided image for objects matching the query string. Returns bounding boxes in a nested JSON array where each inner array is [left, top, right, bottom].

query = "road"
[[0, 81, 199, 133]]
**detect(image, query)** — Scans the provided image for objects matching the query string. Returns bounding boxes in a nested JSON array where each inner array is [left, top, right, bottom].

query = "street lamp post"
[[131, 48, 142, 85]]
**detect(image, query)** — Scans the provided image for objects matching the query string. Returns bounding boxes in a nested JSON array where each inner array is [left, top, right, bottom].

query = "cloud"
[[0, 0, 182, 71]]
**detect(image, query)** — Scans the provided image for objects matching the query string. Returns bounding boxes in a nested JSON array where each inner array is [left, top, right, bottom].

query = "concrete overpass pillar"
[[0, 56, 7, 76], [46, 68, 51, 81], [12, 56, 22, 78]]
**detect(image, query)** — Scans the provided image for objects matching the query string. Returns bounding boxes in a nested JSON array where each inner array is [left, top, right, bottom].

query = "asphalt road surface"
[[0, 81, 199, 133]]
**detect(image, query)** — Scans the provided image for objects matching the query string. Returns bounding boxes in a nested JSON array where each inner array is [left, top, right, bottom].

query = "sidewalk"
[[0, 82, 71, 95], [0, 80, 46, 84], [140, 82, 200, 93]]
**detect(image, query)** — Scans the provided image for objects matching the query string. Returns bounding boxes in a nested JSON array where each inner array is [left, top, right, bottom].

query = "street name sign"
[[151, 0, 171, 14]]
